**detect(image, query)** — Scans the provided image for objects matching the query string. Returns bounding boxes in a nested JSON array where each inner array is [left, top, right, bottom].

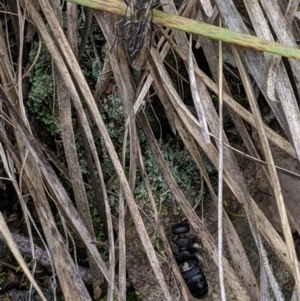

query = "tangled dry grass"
[[1, 0, 300, 300]]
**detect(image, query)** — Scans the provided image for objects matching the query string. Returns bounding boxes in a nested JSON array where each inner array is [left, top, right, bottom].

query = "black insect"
[[120, 0, 155, 70], [172, 222, 208, 299]]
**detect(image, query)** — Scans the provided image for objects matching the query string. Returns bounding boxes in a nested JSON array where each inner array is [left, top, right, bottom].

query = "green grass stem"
[[65, 0, 300, 60]]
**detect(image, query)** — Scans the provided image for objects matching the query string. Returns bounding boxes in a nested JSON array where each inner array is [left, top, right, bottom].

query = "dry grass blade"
[[260, 259, 270, 301], [25, 0, 171, 299], [0, 213, 47, 301], [1, 89, 109, 299], [198, 0, 213, 17], [266, 56, 281, 102], [3, 0, 300, 299], [195, 7, 261, 185], [258, 235, 284, 301], [175, 109, 259, 300], [0, 140, 43, 295], [0, 126, 36, 272], [94, 9, 173, 301], [137, 110, 252, 300], [217, 20, 225, 301], [0, 140, 86, 301], [285, 0, 300, 26], [246, 1, 300, 157], [0, 13, 94, 301], [173, 109, 259, 300], [94, 50, 112, 100], [215, 0, 289, 134], [54, 3, 106, 298], [231, 44, 300, 299], [158, 27, 297, 160], [135, 138, 191, 300], [118, 128, 128, 301], [210, 138, 300, 181], [23, 1, 116, 297], [149, 28, 298, 298], [188, 34, 210, 143], [255, 0, 300, 160]]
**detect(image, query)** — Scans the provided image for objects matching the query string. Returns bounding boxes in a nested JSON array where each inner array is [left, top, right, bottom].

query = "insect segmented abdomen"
[[179, 260, 208, 299], [172, 223, 208, 299]]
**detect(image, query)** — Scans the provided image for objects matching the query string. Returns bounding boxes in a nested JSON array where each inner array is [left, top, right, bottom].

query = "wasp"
[[120, 0, 155, 70], [172, 223, 208, 299]]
